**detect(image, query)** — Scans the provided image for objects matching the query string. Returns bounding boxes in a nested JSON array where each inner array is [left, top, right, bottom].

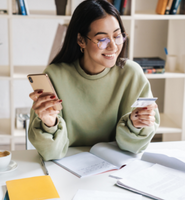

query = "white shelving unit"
[[0, 0, 185, 149]]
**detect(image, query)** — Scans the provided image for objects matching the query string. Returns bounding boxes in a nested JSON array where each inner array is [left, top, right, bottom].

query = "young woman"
[[29, 0, 160, 161]]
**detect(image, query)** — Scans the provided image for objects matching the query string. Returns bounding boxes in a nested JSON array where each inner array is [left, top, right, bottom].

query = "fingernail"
[[37, 90, 43, 94], [50, 95, 56, 99], [58, 100, 62, 103], [143, 107, 148, 110]]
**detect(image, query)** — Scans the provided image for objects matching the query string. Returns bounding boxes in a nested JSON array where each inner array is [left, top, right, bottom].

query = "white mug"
[[0, 150, 11, 170]]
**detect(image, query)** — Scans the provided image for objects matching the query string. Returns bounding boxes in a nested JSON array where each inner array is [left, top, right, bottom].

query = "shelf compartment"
[[134, 12, 185, 20], [156, 113, 182, 134], [14, 65, 46, 79]]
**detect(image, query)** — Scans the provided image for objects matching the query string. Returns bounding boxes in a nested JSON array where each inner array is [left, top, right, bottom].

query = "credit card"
[[131, 97, 158, 107]]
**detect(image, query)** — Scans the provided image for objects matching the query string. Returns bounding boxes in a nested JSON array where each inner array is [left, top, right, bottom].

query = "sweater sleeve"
[[28, 108, 69, 161], [116, 79, 160, 154]]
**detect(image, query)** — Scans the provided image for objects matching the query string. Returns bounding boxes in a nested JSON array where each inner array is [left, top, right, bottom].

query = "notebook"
[[6, 175, 60, 200]]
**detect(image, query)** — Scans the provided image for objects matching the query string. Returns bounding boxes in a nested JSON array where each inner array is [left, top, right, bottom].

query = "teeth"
[[104, 54, 114, 57]]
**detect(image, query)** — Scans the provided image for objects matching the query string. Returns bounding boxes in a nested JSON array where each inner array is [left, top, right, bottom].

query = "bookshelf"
[[0, 0, 185, 149]]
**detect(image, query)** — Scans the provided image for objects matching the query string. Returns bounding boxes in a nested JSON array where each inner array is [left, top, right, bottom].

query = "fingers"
[[29, 89, 43, 101], [131, 103, 157, 128]]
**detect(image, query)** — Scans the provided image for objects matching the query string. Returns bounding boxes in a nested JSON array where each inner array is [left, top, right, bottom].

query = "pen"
[[39, 154, 49, 175]]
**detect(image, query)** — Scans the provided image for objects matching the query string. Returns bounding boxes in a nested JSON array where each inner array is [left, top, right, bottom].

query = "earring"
[[80, 47, 84, 53]]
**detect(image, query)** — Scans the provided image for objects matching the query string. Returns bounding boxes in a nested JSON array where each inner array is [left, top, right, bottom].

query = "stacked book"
[[156, 0, 185, 15], [133, 57, 165, 74], [13, 0, 29, 15]]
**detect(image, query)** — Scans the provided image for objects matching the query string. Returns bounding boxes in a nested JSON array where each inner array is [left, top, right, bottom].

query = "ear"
[[77, 33, 86, 49]]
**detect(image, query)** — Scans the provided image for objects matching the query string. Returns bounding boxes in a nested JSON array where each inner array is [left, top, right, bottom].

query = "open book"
[[53, 142, 139, 178]]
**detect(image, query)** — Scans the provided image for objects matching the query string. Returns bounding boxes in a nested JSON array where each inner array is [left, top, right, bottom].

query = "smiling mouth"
[[102, 53, 116, 58]]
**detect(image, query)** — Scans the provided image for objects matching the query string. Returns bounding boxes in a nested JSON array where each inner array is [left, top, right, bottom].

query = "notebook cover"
[[6, 175, 60, 200]]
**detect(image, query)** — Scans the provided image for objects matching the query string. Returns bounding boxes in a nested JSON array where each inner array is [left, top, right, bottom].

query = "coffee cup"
[[0, 150, 11, 170]]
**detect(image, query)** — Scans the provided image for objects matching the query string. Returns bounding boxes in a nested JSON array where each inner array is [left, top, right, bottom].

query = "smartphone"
[[27, 73, 62, 110], [131, 97, 158, 108]]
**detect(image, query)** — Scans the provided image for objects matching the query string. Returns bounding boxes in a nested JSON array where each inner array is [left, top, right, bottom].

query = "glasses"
[[86, 32, 127, 50]]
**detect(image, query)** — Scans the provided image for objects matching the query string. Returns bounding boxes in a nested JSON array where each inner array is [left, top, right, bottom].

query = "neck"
[[80, 57, 105, 75]]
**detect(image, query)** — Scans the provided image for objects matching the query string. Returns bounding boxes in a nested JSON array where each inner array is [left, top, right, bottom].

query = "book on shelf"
[[53, 142, 139, 178], [113, 0, 122, 13], [180, 0, 185, 14], [16, 0, 27, 15], [120, 0, 127, 15], [23, 0, 29, 15], [6, 175, 60, 200], [55, 0, 68, 15], [48, 24, 68, 65], [133, 57, 165, 74], [165, 0, 173, 14], [12, 0, 19, 14], [156, 0, 169, 14], [170, 0, 182, 14]]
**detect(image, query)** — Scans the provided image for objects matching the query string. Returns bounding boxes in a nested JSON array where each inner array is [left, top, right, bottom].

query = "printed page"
[[90, 142, 141, 168], [53, 152, 119, 178], [117, 164, 185, 200], [73, 189, 142, 200], [141, 149, 185, 172], [110, 159, 153, 179]]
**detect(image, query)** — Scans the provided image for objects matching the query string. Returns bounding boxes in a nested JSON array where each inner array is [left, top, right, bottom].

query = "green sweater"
[[28, 59, 160, 161]]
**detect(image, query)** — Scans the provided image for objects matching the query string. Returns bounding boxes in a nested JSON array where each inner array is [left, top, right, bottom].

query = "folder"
[[6, 175, 60, 200]]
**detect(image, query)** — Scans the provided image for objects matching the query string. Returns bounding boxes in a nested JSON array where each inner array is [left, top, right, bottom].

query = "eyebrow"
[[94, 28, 120, 36]]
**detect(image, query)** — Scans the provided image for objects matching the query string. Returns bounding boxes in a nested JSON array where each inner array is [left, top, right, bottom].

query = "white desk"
[[1, 141, 185, 200]]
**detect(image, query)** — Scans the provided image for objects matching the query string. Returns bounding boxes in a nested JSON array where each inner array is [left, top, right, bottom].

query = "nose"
[[106, 38, 118, 51]]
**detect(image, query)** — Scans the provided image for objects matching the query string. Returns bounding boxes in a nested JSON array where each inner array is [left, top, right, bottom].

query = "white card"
[[131, 97, 157, 107]]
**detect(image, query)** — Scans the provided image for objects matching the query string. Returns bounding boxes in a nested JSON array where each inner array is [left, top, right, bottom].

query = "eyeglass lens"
[[98, 33, 126, 50]]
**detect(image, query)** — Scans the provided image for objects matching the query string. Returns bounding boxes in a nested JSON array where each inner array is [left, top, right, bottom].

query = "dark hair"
[[50, 0, 127, 66]]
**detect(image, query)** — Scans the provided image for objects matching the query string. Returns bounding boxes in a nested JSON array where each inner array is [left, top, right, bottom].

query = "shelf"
[[145, 72, 185, 79], [11, 14, 71, 20], [156, 113, 182, 134], [14, 66, 46, 79], [134, 11, 185, 20]]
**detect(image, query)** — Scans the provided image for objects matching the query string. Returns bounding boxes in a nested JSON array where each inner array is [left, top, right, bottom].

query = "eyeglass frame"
[[85, 32, 128, 50]]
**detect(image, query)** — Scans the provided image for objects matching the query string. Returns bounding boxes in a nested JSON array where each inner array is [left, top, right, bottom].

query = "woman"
[[29, 0, 160, 161]]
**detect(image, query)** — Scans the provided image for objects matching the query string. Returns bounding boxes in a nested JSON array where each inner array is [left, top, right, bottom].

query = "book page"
[[117, 164, 185, 200], [90, 142, 140, 168], [73, 189, 142, 200], [53, 152, 119, 178]]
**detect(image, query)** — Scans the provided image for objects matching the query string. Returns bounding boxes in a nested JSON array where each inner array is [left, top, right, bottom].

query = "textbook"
[[6, 175, 60, 200], [53, 142, 139, 178]]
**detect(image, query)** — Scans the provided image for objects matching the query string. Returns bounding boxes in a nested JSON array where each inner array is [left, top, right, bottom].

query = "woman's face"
[[81, 15, 123, 74]]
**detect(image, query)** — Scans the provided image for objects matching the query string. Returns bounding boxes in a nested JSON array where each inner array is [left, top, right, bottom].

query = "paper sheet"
[[117, 164, 185, 200], [73, 189, 142, 200]]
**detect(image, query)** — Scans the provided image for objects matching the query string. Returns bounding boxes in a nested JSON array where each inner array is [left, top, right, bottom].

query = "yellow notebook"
[[6, 175, 60, 200]]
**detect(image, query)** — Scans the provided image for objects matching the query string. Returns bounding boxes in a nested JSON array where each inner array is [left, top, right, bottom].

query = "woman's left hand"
[[130, 103, 158, 128]]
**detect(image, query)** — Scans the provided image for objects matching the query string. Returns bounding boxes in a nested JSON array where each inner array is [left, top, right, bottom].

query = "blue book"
[[4, 191, 9, 200], [170, 0, 182, 14], [113, 0, 122, 13], [18, 0, 27, 15]]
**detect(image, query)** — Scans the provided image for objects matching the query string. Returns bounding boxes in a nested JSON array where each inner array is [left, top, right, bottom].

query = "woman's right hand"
[[29, 90, 63, 127]]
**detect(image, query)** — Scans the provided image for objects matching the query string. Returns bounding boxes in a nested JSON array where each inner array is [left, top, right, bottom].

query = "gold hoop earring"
[[80, 47, 84, 53]]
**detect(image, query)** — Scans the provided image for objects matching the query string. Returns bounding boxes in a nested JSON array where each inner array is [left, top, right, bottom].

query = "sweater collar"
[[74, 59, 111, 80]]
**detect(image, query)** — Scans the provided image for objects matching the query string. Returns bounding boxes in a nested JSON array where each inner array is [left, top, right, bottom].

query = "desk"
[[1, 141, 185, 200]]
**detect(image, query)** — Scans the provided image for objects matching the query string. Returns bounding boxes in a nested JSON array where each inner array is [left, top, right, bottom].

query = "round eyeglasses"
[[86, 32, 127, 50]]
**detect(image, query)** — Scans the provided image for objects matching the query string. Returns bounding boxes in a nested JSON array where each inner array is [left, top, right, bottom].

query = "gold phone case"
[[27, 73, 62, 111]]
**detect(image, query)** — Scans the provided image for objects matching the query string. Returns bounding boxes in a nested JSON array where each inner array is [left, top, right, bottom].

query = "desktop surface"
[[0, 141, 185, 200]]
